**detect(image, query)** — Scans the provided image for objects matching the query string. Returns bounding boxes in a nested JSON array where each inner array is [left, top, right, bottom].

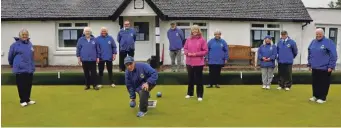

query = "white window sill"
[[54, 51, 76, 56]]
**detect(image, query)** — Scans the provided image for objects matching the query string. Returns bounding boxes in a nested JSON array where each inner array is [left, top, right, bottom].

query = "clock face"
[[134, 0, 144, 9]]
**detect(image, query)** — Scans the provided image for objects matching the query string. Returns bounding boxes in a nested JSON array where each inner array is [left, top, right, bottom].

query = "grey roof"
[[1, 0, 124, 19], [151, 0, 312, 22], [1, 0, 312, 22]]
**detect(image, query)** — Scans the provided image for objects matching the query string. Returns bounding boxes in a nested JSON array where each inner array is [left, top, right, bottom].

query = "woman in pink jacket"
[[184, 25, 208, 101]]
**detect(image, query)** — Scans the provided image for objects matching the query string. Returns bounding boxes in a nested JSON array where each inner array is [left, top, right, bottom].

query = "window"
[[57, 22, 88, 48], [329, 28, 338, 44], [134, 22, 149, 41], [250, 23, 281, 48], [176, 22, 208, 40]]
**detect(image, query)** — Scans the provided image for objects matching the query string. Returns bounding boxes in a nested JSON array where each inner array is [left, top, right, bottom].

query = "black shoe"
[[84, 87, 91, 90], [93, 86, 100, 90], [206, 85, 213, 88], [215, 84, 221, 88]]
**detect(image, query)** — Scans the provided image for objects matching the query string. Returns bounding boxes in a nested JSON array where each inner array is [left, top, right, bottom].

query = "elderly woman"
[[184, 25, 208, 101], [8, 29, 36, 107], [76, 27, 100, 90], [96, 27, 117, 88], [308, 28, 338, 104], [258, 35, 277, 90], [206, 30, 228, 88]]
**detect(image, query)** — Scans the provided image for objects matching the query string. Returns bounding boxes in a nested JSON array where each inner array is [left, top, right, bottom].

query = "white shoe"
[[111, 84, 116, 87], [185, 95, 193, 99], [97, 85, 103, 88], [266, 86, 270, 90], [28, 101, 36, 105], [20, 102, 28, 107], [198, 98, 203, 101], [316, 99, 326, 104], [262, 85, 266, 89], [285, 88, 290, 91], [277, 87, 282, 90], [309, 97, 317, 102]]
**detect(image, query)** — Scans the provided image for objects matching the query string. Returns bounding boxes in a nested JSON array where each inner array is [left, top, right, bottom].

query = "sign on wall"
[[134, 0, 144, 9]]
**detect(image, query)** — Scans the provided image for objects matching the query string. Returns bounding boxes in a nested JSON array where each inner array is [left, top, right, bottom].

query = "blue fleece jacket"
[[308, 37, 338, 70], [117, 28, 136, 52], [258, 43, 277, 68], [167, 27, 184, 51], [125, 62, 158, 99], [76, 35, 100, 61], [96, 35, 117, 61], [206, 38, 229, 65], [8, 37, 35, 74], [277, 37, 298, 64]]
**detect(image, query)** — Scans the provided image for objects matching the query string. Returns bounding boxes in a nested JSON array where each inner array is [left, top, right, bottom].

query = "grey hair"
[[214, 30, 222, 35], [83, 27, 92, 34], [19, 29, 29, 38], [100, 27, 108, 32], [316, 28, 325, 35]]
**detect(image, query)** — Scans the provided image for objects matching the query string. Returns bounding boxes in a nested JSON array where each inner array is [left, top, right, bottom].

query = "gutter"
[[302, 22, 310, 30]]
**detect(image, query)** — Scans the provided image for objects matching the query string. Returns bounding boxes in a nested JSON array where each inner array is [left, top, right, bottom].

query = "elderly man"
[[117, 20, 136, 72], [76, 27, 100, 90], [167, 22, 185, 72], [277, 31, 298, 91], [308, 28, 338, 104], [96, 27, 117, 88], [124, 56, 158, 117]]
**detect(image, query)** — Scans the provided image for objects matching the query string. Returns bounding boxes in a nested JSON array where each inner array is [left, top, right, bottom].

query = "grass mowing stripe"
[[2, 85, 341, 127]]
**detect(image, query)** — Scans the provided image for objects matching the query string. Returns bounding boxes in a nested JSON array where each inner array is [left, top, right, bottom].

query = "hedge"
[[1, 72, 341, 85]]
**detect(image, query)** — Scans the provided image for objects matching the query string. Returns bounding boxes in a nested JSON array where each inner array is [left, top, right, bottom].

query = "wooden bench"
[[228, 45, 255, 66], [33, 45, 48, 67]]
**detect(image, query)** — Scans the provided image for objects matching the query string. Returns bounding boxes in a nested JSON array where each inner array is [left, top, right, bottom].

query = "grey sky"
[[301, 0, 336, 7]]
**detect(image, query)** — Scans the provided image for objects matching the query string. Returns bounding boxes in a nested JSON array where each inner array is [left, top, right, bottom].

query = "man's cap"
[[281, 31, 288, 35], [124, 56, 134, 65]]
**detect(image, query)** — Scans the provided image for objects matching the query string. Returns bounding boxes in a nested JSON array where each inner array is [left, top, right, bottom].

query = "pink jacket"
[[184, 35, 208, 66]]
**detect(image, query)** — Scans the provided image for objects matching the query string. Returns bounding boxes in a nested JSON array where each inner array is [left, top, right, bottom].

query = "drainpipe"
[[300, 22, 310, 71]]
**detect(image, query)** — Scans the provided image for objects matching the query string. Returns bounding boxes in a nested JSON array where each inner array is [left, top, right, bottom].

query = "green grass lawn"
[[2, 85, 341, 127]]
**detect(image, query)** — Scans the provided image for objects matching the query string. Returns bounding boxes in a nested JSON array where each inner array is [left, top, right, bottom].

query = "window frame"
[[56, 21, 89, 51], [250, 23, 281, 48], [133, 22, 150, 41], [329, 28, 338, 44], [174, 21, 208, 40]]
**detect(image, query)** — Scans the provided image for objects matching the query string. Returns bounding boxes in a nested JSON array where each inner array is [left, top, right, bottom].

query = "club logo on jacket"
[[287, 44, 291, 48], [131, 33, 133, 37], [270, 46, 273, 50], [176, 33, 179, 36], [108, 41, 111, 44], [220, 44, 223, 47], [92, 41, 95, 44], [140, 74, 145, 79], [320, 45, 325, 49]]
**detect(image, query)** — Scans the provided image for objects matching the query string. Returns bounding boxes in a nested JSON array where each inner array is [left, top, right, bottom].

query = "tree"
[[328, 0, 341, 8]]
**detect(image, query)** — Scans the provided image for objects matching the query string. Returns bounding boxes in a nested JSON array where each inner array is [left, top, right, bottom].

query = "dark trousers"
[[98, 61, 113, 84], [119, 50, 135, 71], [82, 61, 97, 88], [16, 73, 33, 103], [278, 63, 293, 88], [209, 64, 223, 85], [137, 84, 156, 112], [186, 65, 204, 98], [312, 69, 331, 101]]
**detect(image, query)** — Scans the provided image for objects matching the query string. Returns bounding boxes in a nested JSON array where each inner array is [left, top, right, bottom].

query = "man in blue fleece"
[[167, 22, 185, 72], [308, 28, 338, 104], [124, 56, 158, 117], [118, 20, 136, 72], [76, 27, 100, 90], [96, 27, 117, 88], [276, 31, 298, 91]]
